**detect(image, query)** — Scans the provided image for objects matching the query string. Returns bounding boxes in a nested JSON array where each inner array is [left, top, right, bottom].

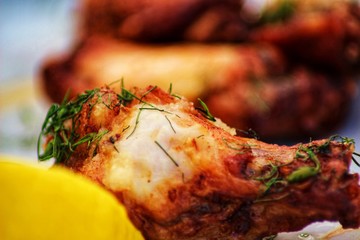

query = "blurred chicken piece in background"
[[40, 37, 356, 141], [80, 0, 250, 42], [252, 0, 360, 73], [39, 0, 360, 141]]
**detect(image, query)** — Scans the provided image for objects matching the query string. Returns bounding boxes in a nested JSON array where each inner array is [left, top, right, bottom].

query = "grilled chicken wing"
[[39, 86, 360, 240], [40, 36, 356, 140]]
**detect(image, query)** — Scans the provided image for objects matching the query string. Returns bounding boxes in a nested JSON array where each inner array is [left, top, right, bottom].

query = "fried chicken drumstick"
[[38, 86, 360, 240]]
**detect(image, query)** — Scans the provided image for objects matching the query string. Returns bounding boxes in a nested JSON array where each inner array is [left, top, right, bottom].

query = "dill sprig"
[[126, 103, 172, 139], [256, 161, 289, 195], [37, 89, 104, 163], [73, 130, 109, 149], [38, 83, 181, 162], [168, 83, 181, 99], [222, 137, 256, 153], [165, 115, 176, 133], [118, 83, 157, 108], [197, 98, 216, 122], [154, 140, 179, 167], [126, 103, 145, 139], [121, 85, 178, 138]]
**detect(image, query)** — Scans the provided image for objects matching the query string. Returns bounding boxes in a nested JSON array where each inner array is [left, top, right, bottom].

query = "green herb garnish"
[[37, 88, 103, 163], [73, 130, 109, 149], [256, 161, 289, 194], [222, 137, 256, 153], [154, 140, 179, 167], [126, 103, 145, 139], [197, 98, 216, 122], [287, 145, 321, 183], [168, 83, 181, 99], [165, 115, 176, 133]]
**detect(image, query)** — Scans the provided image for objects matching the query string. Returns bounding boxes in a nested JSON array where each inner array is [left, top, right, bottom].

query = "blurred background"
[[1, 0, 360, 173], [0, 0, 75, 161]]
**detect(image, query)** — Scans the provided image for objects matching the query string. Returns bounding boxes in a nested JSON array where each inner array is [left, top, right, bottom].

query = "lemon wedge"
[[0, 159, 144, 240]]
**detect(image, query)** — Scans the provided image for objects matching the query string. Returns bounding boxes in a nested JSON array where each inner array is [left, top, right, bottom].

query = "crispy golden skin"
[[43, 86, 360, 240], [40, 37, 356, 140]]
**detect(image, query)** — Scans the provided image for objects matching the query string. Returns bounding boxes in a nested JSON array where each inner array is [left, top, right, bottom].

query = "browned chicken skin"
[[39, 86, 360, 240]]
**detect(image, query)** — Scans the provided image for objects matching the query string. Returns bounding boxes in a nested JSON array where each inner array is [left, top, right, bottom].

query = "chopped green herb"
[[287, 145, 320, 183], [197, 98, 216, 122], [222, 137, 246, 153], [168, 83, 181, 99], [287, 166, 319, 183], [222, 137, 256, 152], [165, 115, 176, 133], [168, 83, 173, 95], [118, 80, 135, 104], [37, 88, 104, 163], [154, 140, 179, 167], [255, 162, 288, 194], [73, 130, 109, 149], [126, 104, 172, 139], [140, 86, 157, 102], [126, 103, 145, 139]]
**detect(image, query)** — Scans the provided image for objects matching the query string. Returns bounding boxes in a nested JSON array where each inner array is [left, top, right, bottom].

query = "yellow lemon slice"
[[0, 159, 144, 240]]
